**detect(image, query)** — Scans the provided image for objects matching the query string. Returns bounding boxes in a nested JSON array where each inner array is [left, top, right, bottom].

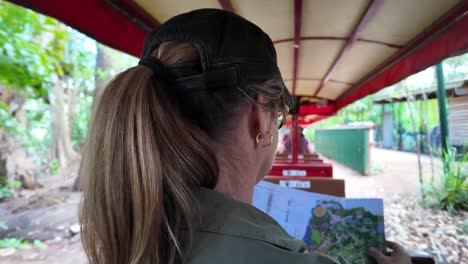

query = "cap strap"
[[175, 66, 239, 91], [138, 58, 239, 92]]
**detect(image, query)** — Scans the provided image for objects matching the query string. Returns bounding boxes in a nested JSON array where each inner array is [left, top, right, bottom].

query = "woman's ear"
[[253, 94, 269, 133]]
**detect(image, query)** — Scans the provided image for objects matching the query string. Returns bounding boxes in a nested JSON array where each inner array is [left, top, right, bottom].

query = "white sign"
[[282, 170, 307, 177], [279, 180, 311, 189]]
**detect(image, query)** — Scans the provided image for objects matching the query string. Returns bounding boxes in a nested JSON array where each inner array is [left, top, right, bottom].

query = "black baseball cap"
[[141, 8, 286, 92]]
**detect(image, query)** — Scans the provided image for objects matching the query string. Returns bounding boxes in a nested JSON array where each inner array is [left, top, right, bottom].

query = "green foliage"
[[50, 159, 60, 176], [307, 96, 383, 135], [71, 93, 92, 149], [0, 176, 22, 200], [0, 220, 7, 230], [393, 99, 440, 135], [33, 239, 47, 248], [0, 1, 98, 176], [345, 96, 382, 124], [0, 0, 69, 97], [444, 53, 468, 80], [461, 219, 468, 234], [0, 186, 12, 200], [0, 1, 141, 178], [0, 1, 64, 173], [0, 102, 24, 137], [0, 238, 30, 248], [303, 126, 315, 142], [0, 237, 47, 249], [424, 151, 468, 213], [308, 96, 441, 146]]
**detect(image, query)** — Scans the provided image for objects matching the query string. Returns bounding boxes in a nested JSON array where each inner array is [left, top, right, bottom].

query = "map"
[[253, 181, 385, 264]]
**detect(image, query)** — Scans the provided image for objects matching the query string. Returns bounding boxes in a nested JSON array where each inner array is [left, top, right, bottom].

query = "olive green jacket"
[[187, 188, 339, 264]]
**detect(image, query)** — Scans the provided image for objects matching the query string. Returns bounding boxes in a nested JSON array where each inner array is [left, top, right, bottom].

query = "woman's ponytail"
[[79, 45, 218, 264]]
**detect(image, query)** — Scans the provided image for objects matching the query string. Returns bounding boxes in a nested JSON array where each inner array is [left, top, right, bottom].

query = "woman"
[[281, 127, 310, 155], [79, 9, 410, 264]]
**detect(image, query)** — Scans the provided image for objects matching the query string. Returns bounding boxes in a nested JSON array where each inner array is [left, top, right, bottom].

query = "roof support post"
[[292, 0, 303, 95], [292, 115, 299, 163], [435, 63, 449, 169], [218, 0, 234, 12]]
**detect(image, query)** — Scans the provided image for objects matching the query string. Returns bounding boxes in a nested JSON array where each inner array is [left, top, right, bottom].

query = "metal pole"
[[435, 63, 449, 161], [292, 115, 299, 163]]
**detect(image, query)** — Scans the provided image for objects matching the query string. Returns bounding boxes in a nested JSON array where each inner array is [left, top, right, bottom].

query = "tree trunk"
[[420, 90, 436, 184], [403, 82, 425, 200], [396, 103, 403, 151], [50, 77, 78, 170], [67, 79, 79, 139], [73, 43, 112, 191], [93, 44, 113, 108], [49, 23, 78, 171], [67, 43, 80, 138], [0, 87, 35, 189]]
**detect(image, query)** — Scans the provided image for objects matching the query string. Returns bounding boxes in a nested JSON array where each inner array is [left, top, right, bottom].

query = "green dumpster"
[[315, 126, 372, 175]]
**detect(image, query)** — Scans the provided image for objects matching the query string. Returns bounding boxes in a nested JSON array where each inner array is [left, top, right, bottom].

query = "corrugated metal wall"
[[448, 95, 468, 146], [315, 128, 369, 175]]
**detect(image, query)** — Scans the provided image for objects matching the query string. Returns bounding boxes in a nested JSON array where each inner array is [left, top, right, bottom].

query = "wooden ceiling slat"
[[301, 0, 368, 38], [297, 40, 344, 81], [313, 0, 384, 97], [283, 78, 353, 86], [360, 0, 461, 46], [337, 0, 468, 108], [275, 42, 293, 80], [295, 80, 321, 96], [317, 82, 351, 100], [274, 37, 402, 49], [331, 43, 397, 84], [232, 0, 293, 41]]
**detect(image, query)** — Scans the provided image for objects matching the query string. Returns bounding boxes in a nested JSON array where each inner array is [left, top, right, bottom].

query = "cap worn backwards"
[[140, 8, 285, 92]]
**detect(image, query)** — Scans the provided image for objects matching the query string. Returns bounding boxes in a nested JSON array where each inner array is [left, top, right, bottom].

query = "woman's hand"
[[368, 241, 411, 264]]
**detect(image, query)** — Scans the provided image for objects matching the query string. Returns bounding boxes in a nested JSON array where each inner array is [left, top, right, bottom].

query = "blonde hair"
[[79, 42, 292, 264]]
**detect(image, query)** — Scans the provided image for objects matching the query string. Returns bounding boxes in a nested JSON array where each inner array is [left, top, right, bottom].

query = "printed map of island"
[[302, 199, 385, 264]]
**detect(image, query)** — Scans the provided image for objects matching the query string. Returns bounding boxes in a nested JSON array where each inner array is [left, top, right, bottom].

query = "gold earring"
[[256, 131, 273, 148]]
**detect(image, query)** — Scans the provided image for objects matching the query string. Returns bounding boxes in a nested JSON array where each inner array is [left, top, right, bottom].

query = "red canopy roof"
[[9, 0, 468, 122]]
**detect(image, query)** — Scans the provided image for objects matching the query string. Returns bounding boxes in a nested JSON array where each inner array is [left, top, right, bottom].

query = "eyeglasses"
[[277, 112, 284, 129], [237, 87, 286, 129]]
